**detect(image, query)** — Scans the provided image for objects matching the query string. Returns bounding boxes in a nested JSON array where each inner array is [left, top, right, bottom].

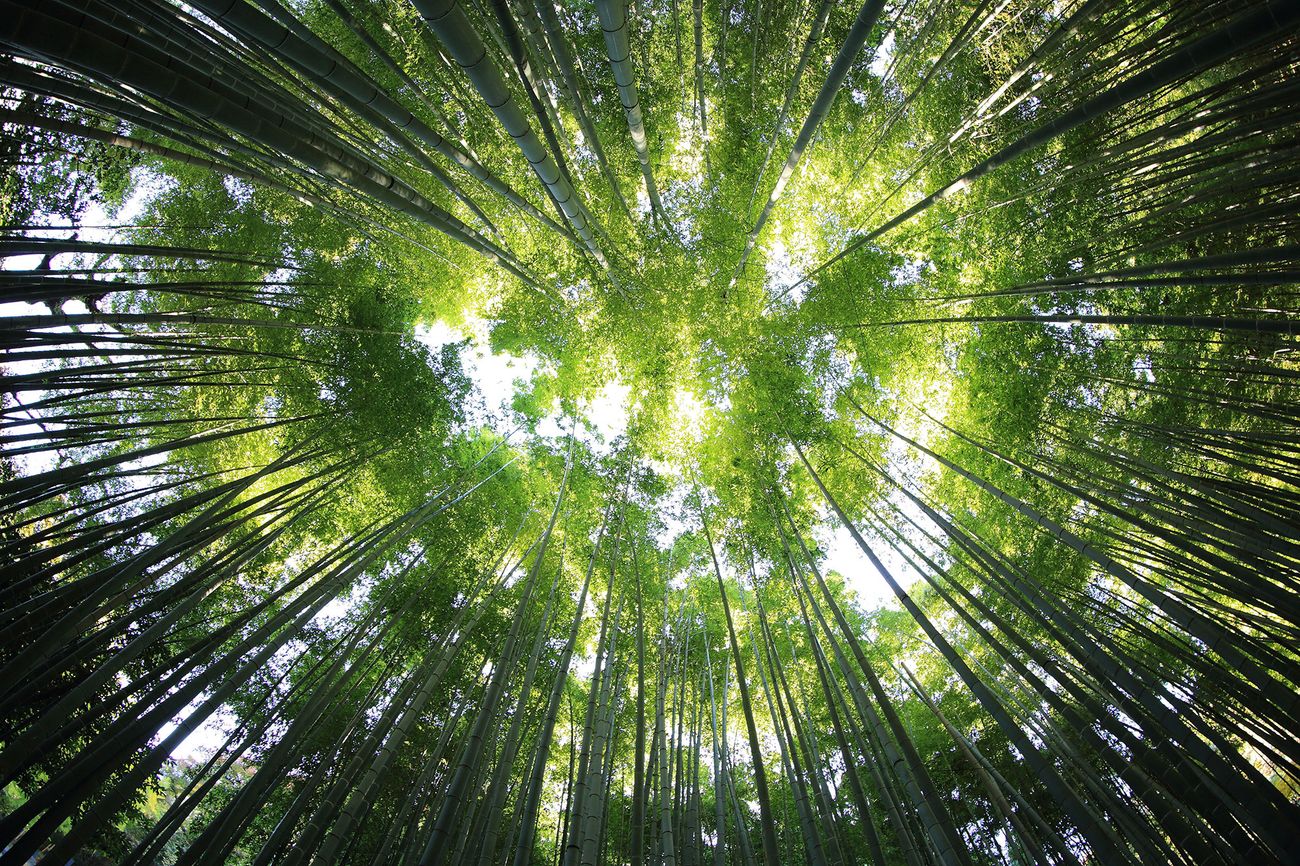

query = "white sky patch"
[[528, 376, 632, 456], [158, 700, 237, 763], [312, 584, 365, 630], [817, 477, 940, 612], [1133, 357, 1155, 383], [530, 413, 564, 443], [416, 320, 630, 458], [869, 32, 896, 78], [2, 254, 43, 271], [764, 236, 802, 301], [820, 521, 895, 609], [581, 378, 630, 445], [414, 319, 462, 351], [415, 318, 542, 427], [3, 296, 96, 477], [2, 188, 147, 274], [570, 650, 598, 683]]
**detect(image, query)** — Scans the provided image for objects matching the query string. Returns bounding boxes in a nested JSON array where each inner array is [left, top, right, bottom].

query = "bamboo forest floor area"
[[2, 0, 1299, 863]]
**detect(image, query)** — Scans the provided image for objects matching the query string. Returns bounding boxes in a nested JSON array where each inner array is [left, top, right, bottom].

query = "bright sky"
[[869, 31, 897, 78], [415, 318, 635, 451], [821, 522, 897, 608]]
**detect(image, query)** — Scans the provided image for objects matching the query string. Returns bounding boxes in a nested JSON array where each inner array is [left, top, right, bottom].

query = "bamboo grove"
[[1, 0, 1298, 863]]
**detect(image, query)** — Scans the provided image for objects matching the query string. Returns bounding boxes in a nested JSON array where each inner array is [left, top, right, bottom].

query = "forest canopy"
[[1, 0, 1299, 864]]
